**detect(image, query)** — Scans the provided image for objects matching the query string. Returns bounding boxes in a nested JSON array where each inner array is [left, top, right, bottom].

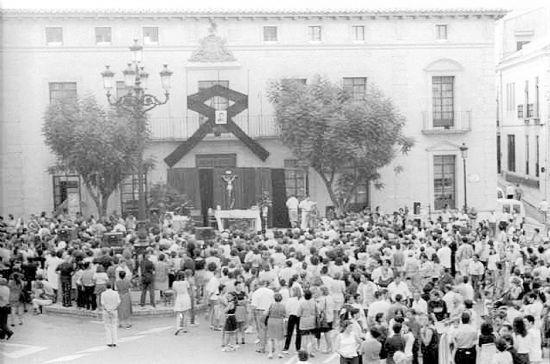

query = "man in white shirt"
[[367, 290, 391, 322], [358, 275, 378, 312], [437, 241, 452, 270], [299, 196, 313, 230], [250, 280, 274, 353], [101, 283, 121, 347], [387, 274, 411, 302], [456, 277, 474, 303], [279, 260, 297, 285], [467, 255, 485, 297], [286, 195, 299, 228], [411, 291, 427, 314]]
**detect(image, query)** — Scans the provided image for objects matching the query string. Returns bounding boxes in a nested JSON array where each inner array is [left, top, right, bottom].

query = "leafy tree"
[[268, 76, 414, 214], [43, 96, 148, 217]]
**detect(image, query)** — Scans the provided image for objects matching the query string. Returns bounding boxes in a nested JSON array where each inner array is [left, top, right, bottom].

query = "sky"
[[1, 0, 549, 10]]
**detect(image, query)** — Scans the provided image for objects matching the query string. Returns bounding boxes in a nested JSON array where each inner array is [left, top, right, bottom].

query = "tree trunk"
[[100, 194, 109, 217], [316, 169, 343, 216], [84, 181, 103, 218]]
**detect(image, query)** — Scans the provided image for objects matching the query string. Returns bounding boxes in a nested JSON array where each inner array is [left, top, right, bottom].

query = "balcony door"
[[433, 155, 456, 210], [432, 76, 455, 128]]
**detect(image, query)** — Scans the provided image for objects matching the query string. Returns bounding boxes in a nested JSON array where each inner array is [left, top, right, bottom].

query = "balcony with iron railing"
[[421, 110, 472, 134], [148, 114, 281, 140]]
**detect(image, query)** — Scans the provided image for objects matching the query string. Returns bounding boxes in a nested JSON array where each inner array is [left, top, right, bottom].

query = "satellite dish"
[[468, 174, 480, 183]]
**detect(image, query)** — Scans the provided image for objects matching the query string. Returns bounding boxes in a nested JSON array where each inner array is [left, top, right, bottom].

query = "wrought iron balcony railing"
[[148, 114, 281, 140], [421, 110, 472, 134]]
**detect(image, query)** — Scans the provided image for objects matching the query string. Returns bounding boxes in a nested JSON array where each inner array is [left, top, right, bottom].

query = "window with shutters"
[[349, 181, 369, 207], [143, 27, 159, 45], [49, 82, 77, 104], [436, 24, 447, 40], [284, 159, 308, 199], [527, 104, 534, 118], [517, 104, 524, 119], [308, 26, 322, 42], [508, 135, 516, 172], [352, 26, 365, 41], [432, 76, 454, 127], [343, 77, 367, 101], [433, 155, 456, 210], [95, 27, 112, 45], [263, 26, 278, 42], [46, 27, 63, 45], [52, 175, 80, 212]]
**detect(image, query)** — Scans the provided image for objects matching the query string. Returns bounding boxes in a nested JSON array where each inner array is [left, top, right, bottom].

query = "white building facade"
[[0, 9, 504, 224], [496, 8, 550, 208]]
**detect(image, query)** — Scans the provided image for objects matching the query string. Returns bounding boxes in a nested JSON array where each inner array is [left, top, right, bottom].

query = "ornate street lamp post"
[[459, 143, 469, 213], [101, 39, 173, 221]]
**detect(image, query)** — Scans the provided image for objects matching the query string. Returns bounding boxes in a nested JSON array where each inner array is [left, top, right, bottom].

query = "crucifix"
[[221, 170, 237, 209]]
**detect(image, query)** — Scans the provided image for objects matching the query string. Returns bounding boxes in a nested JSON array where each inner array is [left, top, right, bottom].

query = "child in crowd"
[[491, 338, 513, 364], [221, 291, 239, 352]]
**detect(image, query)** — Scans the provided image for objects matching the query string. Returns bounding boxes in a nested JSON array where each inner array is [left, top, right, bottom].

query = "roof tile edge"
[[0, 7, 510, 18]]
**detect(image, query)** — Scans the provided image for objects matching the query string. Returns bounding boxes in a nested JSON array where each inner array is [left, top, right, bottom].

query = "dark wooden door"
[[271, 168, 290, 228], [198, 169, 214, 226], [166, 168, 201, 209]]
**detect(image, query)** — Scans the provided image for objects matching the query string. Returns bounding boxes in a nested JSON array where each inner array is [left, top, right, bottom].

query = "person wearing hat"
[[0, 277, 13, 340]]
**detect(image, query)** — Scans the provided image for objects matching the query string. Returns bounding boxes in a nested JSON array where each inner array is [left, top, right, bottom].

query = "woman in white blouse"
[[334, 320, 361, 364], [512, 317, 530, 364]]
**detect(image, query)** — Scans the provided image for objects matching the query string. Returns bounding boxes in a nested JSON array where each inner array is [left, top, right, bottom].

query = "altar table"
[[214, 209, 262, 232]]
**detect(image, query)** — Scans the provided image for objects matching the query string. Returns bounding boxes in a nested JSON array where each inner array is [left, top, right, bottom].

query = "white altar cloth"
[[214, 209, 262, 232]]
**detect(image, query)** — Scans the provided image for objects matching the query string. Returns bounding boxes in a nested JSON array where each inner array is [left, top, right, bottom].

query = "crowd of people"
[[0, 205, 549, 364]]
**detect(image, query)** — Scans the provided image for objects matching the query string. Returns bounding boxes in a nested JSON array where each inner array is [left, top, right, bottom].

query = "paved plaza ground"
[[0, 313, 341, 364]]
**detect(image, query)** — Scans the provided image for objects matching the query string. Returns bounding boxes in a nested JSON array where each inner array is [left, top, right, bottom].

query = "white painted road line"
[[135, 326, 172, 335], [323, 353, 338, 363], [0, 343, 48, 359], [44, 354, 89, 363], [76, 345, 109, 354], [283, 356, 297, 364], [118, 335, 146, 343]]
